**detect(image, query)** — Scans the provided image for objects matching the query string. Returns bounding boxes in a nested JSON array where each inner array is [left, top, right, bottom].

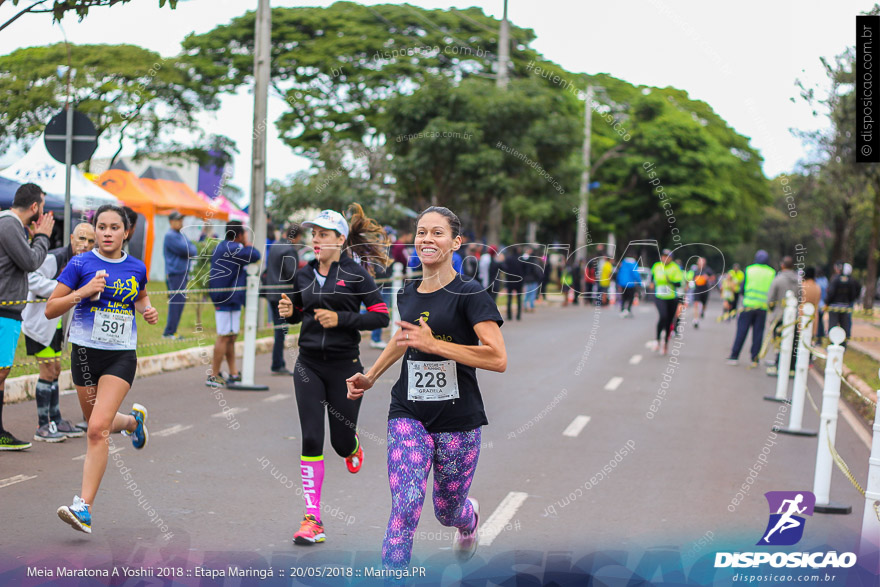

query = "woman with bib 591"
[[46, 204, 157, 534]]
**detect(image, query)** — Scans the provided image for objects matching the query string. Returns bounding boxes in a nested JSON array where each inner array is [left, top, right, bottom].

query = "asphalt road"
[[0, 298, 873, 585]]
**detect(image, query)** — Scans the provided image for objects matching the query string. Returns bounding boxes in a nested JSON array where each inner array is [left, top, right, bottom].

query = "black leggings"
[[655, 298, 679, 342], [294, 354, 364, 458], [620, 286, 636, 311]]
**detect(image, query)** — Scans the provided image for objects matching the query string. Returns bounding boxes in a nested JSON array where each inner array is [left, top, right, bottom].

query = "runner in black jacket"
[[278, 205, 390, 545]]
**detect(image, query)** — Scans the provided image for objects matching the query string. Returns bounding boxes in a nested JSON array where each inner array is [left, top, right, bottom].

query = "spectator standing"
[[461, 244, 480, 282], [815, 266, 829, 342], [162, 212, 198, 339], [726, 250, 775, 367], [0, 183, 54, 450], [826, 262, 861, 343], [22, 222, 95, 442], [206, 221, 261, 386], [521, 247, 542, 313], [265, 224, 302, 373], [765, 256, 801, 375]]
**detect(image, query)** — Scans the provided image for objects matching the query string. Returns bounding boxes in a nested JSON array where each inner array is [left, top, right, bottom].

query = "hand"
[[314, 308, 338, 328], [346, 372, 373, 400], [395, 317, 436, 353], [81, 272, 107, 298], [143, 306, 159, 325], [33, 212, 55, 237], [278, 293, 293, 318]]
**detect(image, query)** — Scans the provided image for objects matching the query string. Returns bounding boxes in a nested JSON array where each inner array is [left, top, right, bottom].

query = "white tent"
[[0, 136, 119, 210]]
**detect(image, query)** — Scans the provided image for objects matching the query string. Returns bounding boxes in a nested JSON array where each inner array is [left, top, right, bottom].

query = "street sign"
[[44, 109, 97, 165]]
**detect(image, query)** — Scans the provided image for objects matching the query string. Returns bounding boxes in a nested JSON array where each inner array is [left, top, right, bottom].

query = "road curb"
[[4, 333, 300, 405]]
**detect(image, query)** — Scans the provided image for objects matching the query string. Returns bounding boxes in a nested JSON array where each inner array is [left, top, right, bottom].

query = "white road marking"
[[212, 407, 249, 418], [604, 376, 624, 391], [74, 446, 124, 461], [153, 424, 193, 438], [0, 474, 37, 489], [263, 393, 291, 403], [629, 354, 642, 365], [479, 491, 528, 546], [562, 416, 591, 437]]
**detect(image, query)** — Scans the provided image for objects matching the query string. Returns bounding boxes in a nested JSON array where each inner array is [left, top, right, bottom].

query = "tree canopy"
[[183, 1, 768, 247], [0, 42, 232, 168]]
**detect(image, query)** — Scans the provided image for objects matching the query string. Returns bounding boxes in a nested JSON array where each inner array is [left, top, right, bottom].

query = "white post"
[[390, 262, 403, 338], [768, 290, 798, 402], [859, 368, 880, 573], [813, 327, 851, 513], [231, 0, 270, 391], [779, 303, 817, 436]]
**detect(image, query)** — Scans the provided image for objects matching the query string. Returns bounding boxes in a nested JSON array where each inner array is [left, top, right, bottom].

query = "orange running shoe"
[[345, 441, 363, 474], [292, 514, 325, 545]]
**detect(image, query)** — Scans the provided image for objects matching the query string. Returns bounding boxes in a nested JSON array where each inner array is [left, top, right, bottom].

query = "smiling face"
[[94, 210, 127, 256], [414, 211, 461, 268], [311, 227, 345, 264]]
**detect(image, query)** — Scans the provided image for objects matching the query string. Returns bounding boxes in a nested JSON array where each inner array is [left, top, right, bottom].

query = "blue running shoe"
[[124, 403, 148, 450], [57, 495, 91, 534]]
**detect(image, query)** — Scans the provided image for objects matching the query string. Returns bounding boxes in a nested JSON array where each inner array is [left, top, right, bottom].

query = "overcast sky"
[[0, 0, 872, 199]]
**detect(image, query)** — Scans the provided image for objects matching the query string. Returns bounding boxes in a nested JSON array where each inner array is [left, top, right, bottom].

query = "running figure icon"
[[762, 494, 806, 543], [757, 491, 815, 546]]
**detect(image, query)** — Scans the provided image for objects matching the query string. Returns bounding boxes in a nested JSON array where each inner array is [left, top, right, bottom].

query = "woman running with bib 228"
[[46, 204, 157, 534], [346, 206, 506, 568]]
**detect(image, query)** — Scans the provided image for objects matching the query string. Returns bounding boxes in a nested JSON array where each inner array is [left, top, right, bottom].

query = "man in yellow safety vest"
[[726, 250, 776, 366]]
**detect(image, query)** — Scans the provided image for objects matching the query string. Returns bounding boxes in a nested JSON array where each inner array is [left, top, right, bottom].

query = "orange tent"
[[95, 167, 159, 275], [140, 167, 227, 221]]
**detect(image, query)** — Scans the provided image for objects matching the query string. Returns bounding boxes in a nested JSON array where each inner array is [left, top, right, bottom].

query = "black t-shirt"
[[388, 275, 504, 433]]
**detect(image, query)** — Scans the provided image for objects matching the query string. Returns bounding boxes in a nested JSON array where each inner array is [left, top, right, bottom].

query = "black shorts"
[[24, 328, 63, 356], [71, 344, 138, 387], [695, 291, 710, 304]]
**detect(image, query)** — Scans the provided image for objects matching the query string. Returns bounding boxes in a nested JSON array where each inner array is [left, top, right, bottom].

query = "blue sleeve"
[[232, 244, 261, 265], [165, 233, 190, 258], [408, 253, 420, 269], [57, 257, 82, 290], [453, 253, 462, 273], [188, 239, 198, 257]]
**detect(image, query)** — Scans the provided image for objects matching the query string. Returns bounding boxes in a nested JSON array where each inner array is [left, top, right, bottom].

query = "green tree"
[[589, 86, 768, 250], [2, 0, 177, 33], [181, 1, 541, 160], [0, 42, 232, 169], [383, 77, 581, 242]]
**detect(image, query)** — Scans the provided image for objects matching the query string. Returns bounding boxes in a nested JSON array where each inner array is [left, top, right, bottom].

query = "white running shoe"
[[453, 498, 480, 562]]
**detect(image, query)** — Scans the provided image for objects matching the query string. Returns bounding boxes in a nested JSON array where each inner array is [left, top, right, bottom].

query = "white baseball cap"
[[302, 209, 349, 239]]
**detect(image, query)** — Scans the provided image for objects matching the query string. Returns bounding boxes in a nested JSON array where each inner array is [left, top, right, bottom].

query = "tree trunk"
[[864, 184, 880, 310]]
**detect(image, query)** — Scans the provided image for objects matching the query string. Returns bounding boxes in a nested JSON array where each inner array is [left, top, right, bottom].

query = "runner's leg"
[[325, 359, 364, 458], [293, 357, 327, 521], [80, 375, 136, 506], [432, 428, 481, 532], [383, 418, 433, 570]]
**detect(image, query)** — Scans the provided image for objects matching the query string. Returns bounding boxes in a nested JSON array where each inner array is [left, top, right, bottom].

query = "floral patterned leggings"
[[382, 418, 481, 569]]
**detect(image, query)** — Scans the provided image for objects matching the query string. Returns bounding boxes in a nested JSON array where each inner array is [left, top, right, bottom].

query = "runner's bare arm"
[[346, 328, 409, 399], [45, 275, 106, 320], [135, 289, 159, 325], [396, 318, 506, 373]]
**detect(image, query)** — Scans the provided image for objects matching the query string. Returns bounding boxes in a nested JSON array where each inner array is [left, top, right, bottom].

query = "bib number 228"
[[407, 360, 459, 401]]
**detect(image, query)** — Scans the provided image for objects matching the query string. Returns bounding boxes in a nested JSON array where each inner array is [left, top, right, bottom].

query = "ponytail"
[[344, 203, 391, 276]]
